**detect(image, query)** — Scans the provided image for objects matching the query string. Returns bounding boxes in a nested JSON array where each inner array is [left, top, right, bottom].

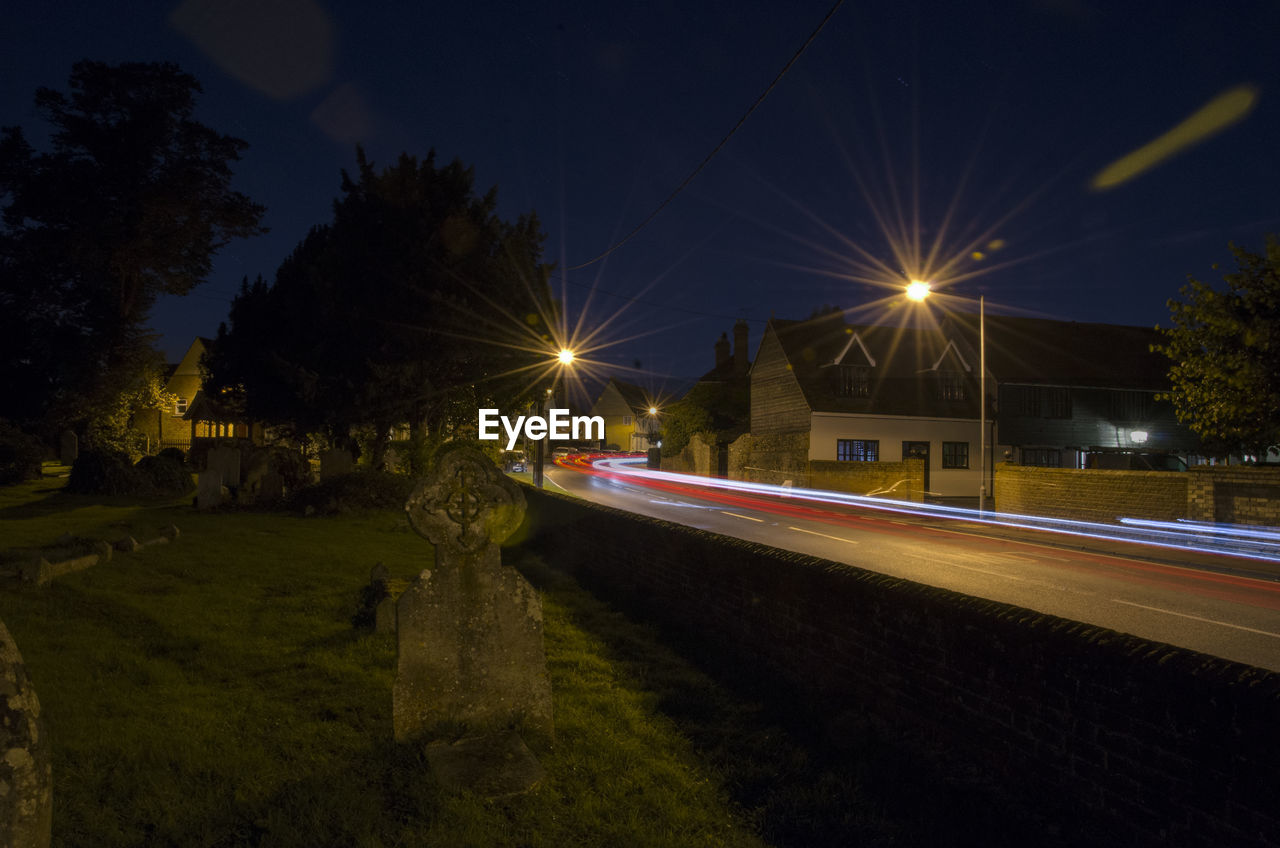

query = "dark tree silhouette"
[[1155, 235, 1280, 458], [0, 60, 265, 443], [207, 147, 556, 468]]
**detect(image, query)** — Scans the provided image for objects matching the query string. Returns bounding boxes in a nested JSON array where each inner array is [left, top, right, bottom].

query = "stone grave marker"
[[257, 470, 284, 503], [207, 445, 241, 488], [196, 470, 223, 510], [395, 443, 552, 796], [59, 430, 77, 467], [320, 448, 354, 480], [0, 618, 52, 847]]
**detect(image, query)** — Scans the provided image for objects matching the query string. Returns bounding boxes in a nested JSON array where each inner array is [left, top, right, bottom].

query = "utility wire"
[[565, 0, 846, 272]]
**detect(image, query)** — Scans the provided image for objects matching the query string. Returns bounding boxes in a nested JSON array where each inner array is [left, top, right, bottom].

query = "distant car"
[[552, 446, 572, 460], [501, 450, 527, 472]]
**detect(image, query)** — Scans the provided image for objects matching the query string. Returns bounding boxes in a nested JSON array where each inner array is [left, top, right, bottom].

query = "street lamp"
[[906, 283, 986, 513], [535, 348, 576, 488]]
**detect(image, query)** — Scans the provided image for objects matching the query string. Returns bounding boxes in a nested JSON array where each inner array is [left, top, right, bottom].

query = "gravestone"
[[207, 446, 241, 488], [196, 470, 223, 510], [59, 430, 77, 467], [0, 618, 52, 848], [396, 444, 552, 796], [320, 448, 354, 480], [257, 470, 284, 504]]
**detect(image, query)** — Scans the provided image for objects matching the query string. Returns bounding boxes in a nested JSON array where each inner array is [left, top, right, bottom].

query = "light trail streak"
[[587, 456, 1280, 565]]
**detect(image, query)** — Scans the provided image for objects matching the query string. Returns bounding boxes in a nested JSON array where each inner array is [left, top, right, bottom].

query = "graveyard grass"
[[0, 473, 1028, 847]]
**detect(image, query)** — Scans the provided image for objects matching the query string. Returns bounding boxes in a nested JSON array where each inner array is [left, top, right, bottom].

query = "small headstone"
[[93, 540, 112, 563], [320, 448, 354, 480], [370, 562, 389, 584], [114, 536, 141, 553], [197, 470, 223, 510], [257, 470, 284, 503], [160, 524, 181, 541], [207, 445, 241, 487], [395, 443, 552, 796], [59, 430, 78, 466], [375, 597, 397, 634], [0, 618, 52, 847]]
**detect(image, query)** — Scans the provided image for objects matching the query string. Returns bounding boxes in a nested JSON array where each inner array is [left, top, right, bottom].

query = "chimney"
[[714, 332, 730, 369], [733, 319, 749, 374]]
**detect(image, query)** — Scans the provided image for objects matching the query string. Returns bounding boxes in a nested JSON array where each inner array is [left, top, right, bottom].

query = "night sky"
[[4, 1, 1278, 400]]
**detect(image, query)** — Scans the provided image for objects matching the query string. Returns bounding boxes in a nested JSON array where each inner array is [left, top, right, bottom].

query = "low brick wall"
[[518, 486, 1280, 847], [1188, 466, 1280, 526], [994, 463, 1188, 524], [729, 433, 924, 502], [810, 458, 924, 502], [660, 433, 714, 476]]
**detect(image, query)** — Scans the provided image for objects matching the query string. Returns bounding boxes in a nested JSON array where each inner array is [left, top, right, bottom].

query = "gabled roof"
[[601, 378, 654, 415], [944, 314, 1171, 389], [766, 314, 981, 418]]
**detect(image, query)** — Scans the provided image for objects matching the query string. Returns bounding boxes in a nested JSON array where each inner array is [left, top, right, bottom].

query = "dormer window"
[[837, 365, 870, 397], [174, 397, 188, 416], [938, 371, 966, 401]]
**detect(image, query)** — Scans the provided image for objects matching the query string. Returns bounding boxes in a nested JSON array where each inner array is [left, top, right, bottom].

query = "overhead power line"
[[565, 0, 847, 272]]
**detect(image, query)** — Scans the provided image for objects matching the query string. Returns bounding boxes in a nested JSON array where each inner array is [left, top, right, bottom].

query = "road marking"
[[951, 564, 1027, 580], [1109, 599, 1280, 639], [721, 511, 764, 523], [787, 526, 859, 544]]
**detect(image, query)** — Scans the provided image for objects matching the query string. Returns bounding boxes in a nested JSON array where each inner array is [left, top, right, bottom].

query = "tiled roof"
[[768, 315, 981, 418], [609, 378, 654, 415], [944, 314, 1171, 389]]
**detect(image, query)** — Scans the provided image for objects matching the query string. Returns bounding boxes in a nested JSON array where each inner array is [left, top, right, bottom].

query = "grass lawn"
[[0, 474, 1058, 847]]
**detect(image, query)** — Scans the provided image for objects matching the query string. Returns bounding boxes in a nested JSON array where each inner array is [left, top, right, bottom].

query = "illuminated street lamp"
[[907, 283, 987, 513], [535, 349, 576, 489], [558, 348, 575, 365]]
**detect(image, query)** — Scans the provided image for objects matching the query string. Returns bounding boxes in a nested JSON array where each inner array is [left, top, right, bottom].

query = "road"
[[539, 457, 1280, 672]]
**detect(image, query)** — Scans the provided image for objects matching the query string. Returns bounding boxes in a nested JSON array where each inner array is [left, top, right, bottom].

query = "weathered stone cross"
[[394, 443, 553, 796]]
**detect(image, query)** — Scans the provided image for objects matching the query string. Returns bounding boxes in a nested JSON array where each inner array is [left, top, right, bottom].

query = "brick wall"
[[1187, 466, 1280, 526], [809, 458, 925, 501], [728, 431, 810, 486], [994, 463, 1188, 524], [660, 433, 714, 475], [729, 433, 924, 501], [518, 486, 1280, 848]]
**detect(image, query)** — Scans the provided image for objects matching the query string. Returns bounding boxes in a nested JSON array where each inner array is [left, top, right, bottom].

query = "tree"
[[207, 148, 555, 468], [1154, 235, 1280, 458], [661, 381, 749, 457], [0, 60, 266, 442]]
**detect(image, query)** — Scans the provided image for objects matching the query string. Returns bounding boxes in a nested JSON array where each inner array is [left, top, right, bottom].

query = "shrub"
[[66, 448, 153, 496], [157, 447, 187, 466], [0, 420, 44, 485], [288, 471, 416, 515], [135, 455, 195, 496]]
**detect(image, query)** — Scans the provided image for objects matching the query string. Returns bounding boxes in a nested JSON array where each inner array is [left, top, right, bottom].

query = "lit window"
[[837, 365, 871, 397], [942, 441, 969, 469], [174, 397, 188, 416], [938, 371, 966, 401], [836, 439, 879, 462]]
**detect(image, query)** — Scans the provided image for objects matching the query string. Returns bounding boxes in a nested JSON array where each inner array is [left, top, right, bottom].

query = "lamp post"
[[906, 282, 986, 513], [534, 348, 576, 489]]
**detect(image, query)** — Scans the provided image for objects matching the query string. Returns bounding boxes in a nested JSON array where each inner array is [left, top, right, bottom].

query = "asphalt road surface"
[[540, 459, 1280, 672]]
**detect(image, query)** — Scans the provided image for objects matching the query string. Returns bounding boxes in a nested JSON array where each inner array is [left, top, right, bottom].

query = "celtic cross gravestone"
[[395, 444, 552, 795]]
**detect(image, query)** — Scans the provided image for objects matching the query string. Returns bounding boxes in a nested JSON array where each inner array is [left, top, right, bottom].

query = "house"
[[943, 314, 1199, 469], [750, 312, 997, 498], [589, 378, 660, 451], [134, 337, 259, 452]]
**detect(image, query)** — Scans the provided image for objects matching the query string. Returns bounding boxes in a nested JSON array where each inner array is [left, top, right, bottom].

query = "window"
[[174, 397, 188, 416], [836, 439, 879, 462], [622, 415, 632, 426], [937, 371, 966, 401], [941, 441, 969, 468], [1108, 390, 1151, 421], [837, 365, 870, 397], [1002, 386, 1070, 418], [1022, 448, 1061, 467]]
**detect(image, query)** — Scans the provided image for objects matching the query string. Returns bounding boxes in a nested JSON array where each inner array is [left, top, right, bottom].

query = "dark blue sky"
[[4, 1, 1278, 399]]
